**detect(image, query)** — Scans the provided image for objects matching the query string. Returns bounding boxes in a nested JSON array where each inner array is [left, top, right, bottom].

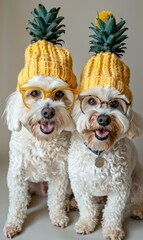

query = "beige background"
[[0, 0, 143, 239]]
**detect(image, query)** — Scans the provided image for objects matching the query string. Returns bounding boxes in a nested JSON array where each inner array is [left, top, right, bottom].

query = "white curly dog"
[[68, 86, 143, 240], [4, 75, 76, 238]]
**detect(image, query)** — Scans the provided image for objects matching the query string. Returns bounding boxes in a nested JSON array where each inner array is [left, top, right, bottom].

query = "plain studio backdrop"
[[0, 0, 143, 240]]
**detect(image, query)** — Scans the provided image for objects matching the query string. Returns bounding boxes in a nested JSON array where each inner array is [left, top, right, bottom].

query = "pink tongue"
[[41, 122, 54, 133], [96, 130, 109, 138]]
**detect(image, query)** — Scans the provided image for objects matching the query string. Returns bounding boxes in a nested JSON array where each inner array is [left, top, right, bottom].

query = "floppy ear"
[[126, 110, 143, 139], [3, 91, 22, 131]]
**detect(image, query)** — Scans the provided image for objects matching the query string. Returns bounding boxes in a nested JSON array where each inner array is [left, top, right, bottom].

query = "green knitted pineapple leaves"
[[89, 14, 128, 58], [26, 4, 65, 45]]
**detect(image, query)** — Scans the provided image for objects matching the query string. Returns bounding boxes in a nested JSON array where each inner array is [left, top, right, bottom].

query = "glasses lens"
[[23, 88, 44, 108], [80, 95, 100, 113], [110, 98, 128, 115], [52, 89, 75, 109]]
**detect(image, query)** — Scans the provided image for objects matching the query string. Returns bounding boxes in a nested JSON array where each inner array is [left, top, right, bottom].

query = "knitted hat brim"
[[79, 77, 132, 103]]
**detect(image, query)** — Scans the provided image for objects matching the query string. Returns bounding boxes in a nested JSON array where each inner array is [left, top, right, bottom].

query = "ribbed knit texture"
[[17, 40, 77, 90], [80, 52, 132, 102]]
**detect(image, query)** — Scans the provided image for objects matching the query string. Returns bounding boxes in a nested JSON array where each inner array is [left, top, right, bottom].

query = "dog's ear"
[[126, 110, 143, 139], [4, 91, 22, 131]]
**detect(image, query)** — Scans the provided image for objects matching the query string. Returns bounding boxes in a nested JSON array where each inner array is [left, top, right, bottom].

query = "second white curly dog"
[[68, 86, 143, 240]]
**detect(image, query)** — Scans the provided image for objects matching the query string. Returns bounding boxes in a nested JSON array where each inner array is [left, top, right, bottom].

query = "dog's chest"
[[84, 148, 129, 195], [24, 150, 58, 182], [69, 135, 129, 196], [22, 135, 70, 182], [91, 148, 129, 195]]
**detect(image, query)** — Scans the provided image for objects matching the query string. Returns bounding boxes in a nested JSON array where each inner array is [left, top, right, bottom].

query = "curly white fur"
[[4, 76, 75, 238], [68, 86, 143, 240]]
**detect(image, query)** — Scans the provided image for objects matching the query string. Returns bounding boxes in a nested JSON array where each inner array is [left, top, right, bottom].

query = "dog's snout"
[[41, 107, 55, 119], [97, 114, 111, 126]]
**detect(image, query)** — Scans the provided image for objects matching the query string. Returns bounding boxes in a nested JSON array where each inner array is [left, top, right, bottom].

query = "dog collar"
[[84, 142, 103, 156], [84, 142, 105, 168]]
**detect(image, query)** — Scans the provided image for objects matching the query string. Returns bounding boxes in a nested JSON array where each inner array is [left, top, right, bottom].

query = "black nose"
[[41, 107, 55, 119], [97, 114, 111, 126]]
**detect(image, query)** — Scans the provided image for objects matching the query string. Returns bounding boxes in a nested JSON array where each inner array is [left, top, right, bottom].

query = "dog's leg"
[[102, 191, 129, 240], [47, 174, 69, 228], [4, 172, 28, 238], [73, 187, 99, 234], [130, 164, 143, 220]]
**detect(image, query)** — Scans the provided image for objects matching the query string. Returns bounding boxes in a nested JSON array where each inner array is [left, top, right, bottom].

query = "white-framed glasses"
[[78, 95, 130, 115], [19, 86, 78, 109]]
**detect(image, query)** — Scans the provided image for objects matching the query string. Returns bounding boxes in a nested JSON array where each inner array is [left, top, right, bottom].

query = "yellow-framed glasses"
[[19, 86, 78, 109]]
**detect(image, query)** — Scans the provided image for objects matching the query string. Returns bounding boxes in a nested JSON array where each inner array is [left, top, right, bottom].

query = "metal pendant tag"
[[95, 157, 105, 168]]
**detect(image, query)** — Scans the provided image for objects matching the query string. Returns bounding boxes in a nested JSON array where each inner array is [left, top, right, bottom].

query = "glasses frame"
[[19, 86, 78, 110], [78, 94, 130, 115]]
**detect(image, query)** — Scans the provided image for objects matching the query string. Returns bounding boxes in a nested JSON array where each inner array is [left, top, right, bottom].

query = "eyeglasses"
[[78, 95, 130, 115], [19, 86, 78, 109]]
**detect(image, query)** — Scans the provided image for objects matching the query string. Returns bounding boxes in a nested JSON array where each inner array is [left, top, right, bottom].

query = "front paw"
[[4, 224, 22, 238], [103, 228, 125, 240], [75, 218, 97, 234], [51, 214, 69, 228]]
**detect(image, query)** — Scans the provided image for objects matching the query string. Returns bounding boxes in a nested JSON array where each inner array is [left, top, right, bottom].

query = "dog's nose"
[[97, 114, 111, 126], [41, 107, 55, 119]]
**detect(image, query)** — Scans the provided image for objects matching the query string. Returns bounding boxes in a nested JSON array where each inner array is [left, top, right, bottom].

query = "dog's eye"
[[55, 91, 64, 98], [31, 90, 41, 98], [110, 100, 119, 108], [88, 98, 96, 105]]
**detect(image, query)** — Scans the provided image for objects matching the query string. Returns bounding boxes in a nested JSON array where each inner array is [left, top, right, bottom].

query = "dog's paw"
[[75, 218, 97, 234], [4, 224, 22, 238], [104, 228, 125, 240], [130, 205, 143, 220], [52, 214, 69, 228]]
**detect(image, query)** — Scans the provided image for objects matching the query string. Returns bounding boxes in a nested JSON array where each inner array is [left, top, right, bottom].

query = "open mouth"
[[95, 129, 110, 141], [39, 119, 55, 135]]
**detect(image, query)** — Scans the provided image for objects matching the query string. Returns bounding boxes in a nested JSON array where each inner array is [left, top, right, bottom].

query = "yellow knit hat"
[[79, 11, 132, 103], [17, 40, 77, 90], [17, 4, 77, 90]]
